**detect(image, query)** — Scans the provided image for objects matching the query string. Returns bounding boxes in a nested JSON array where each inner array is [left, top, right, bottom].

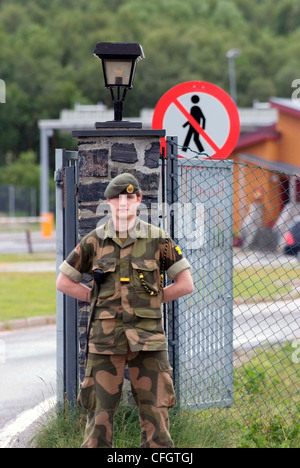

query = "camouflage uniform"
[[77, 350, 176, 448], [59, 190, 190, 448]]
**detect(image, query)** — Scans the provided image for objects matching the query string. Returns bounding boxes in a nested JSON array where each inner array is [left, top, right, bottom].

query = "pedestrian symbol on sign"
[[182, 95, 206, 153], [152, 81, 240, 160]]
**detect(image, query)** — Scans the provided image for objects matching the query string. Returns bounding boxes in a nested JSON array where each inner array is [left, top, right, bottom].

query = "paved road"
[[0, 325, 56, 437], [0, 231, 56, 254], [234, 298, 300, 349]]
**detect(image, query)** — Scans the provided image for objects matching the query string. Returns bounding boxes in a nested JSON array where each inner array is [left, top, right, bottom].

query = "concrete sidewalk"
[[0, 261, 56, 273], [0, 315, 56, 332]]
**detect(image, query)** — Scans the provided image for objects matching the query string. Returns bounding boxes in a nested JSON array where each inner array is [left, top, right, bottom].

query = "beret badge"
[[126, 184, 134, 194]]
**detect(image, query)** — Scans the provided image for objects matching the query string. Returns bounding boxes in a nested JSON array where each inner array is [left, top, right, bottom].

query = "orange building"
[[231, 98, 300, 235]]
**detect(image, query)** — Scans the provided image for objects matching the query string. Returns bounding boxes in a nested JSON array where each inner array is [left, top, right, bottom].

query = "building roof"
[[235, 125, 281, 150], [239, 152, 300, 176], [38, 102, 278, 132], [270, 97, 300, 118]]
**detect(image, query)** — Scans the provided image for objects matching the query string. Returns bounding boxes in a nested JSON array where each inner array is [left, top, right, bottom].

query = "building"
[[231, 98, 300, 238], [40, 99, 300, 243]]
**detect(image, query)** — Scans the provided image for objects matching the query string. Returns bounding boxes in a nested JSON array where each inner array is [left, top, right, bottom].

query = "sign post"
[[152, 81, 240, 159]]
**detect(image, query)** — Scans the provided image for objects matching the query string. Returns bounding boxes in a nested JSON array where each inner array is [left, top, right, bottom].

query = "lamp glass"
[[103, 59, 134, 87]]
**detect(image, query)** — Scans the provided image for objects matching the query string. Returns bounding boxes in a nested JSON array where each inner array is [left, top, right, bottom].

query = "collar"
[[96, 217, 150, 247]]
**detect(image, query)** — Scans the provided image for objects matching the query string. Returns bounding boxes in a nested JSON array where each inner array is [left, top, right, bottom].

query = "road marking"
[[0, 396, 56, 448]]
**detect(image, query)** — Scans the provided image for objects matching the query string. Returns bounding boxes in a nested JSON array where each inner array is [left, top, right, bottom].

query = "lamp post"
[[226, 48, 241, 105], [94, 42, 144, 121]]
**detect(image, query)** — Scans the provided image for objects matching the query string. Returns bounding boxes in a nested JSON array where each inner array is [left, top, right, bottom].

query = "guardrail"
[[0, 216, 44, 224], [0, 212, 54, 238]]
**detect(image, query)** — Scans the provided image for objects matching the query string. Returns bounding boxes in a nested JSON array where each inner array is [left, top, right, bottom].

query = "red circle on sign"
[[152, 81, 240, 159]]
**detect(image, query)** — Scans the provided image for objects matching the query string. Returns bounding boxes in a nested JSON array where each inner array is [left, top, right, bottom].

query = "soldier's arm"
[[57, 233, 94, 302], [160, 233, 194, 303], [162, 268, 194, 303], [56, 272, 91, 303]]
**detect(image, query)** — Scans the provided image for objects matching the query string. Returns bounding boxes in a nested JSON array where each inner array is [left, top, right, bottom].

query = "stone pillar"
[[72, 122, 165, 378]]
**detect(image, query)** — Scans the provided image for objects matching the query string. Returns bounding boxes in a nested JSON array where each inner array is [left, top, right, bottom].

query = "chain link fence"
[[166, 149, 300, 447], [0, 185, 38, 217]]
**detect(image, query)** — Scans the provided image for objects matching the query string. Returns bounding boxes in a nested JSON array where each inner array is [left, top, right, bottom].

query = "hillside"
[[0, 0, 299, 163]]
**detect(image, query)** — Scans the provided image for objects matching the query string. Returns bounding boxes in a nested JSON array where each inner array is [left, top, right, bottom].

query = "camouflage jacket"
[[59, 218, 190, 355]]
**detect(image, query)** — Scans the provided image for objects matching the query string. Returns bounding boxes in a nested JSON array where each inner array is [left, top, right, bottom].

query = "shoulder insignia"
[[175, 245, 182, 256]]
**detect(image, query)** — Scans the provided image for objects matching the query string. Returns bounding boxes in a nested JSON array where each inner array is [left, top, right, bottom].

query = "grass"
[[33, 342, 300, 449], [0, 272, 56, 321], [229, 342, 300, 448], [0, 252, 55, 263], [33, 404, 231, 449], [234, 265, 300, 301]]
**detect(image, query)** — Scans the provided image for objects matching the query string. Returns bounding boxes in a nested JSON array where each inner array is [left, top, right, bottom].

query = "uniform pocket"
[[93, 308, 118, 320], [92, 259, 117, 300], [133, 308, 165, 346], [134, 308, 162, 319], [77, 365, 96, 411], [156, 352, 176, 408], [134, 308, 164, 335], [131, 259, 160, 293], [89, 309, 117, 349]]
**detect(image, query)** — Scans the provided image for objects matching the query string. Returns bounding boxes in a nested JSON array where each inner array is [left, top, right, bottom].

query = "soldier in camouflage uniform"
[[57, 173, 194, 448]]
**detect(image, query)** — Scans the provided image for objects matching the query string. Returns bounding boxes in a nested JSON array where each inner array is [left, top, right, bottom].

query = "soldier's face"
[[108, 194, 142, 224]]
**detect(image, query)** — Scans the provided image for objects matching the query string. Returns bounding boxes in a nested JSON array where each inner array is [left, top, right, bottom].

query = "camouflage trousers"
[[77, 349, 176, 448]]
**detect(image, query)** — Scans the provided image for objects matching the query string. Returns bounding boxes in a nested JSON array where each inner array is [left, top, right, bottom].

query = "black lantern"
[[94, 42, 144, 121]]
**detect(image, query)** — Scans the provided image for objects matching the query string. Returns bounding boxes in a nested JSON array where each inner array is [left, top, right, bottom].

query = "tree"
[[0, 0, 299, 166], [0, 151, 40, 188]]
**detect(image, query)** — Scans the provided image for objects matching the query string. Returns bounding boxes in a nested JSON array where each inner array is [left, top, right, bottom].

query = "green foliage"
[[232, 343, 300, 448], [0, 151, 40, 188], [0, 0, 299, 165], [237, 414, 300, 448], [34, 403, 230, 448]]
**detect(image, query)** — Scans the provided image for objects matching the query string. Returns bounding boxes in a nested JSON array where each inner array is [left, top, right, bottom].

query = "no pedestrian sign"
[[152, 81, 240, 159]]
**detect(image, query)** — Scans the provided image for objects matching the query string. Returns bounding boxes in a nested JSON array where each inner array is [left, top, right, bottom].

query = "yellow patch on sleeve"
[[175, 246, 182, 256]]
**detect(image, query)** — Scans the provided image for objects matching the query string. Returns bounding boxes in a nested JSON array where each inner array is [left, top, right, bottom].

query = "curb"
[[0, 315, 56, 332], [0, 397, 56, 449]]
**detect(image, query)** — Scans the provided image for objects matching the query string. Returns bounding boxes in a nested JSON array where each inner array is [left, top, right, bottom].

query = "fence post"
[[8, 185, 15, 217], [55, 149, 65, 408], [55, 149, 79, 407], [165, 136, 180, 400]]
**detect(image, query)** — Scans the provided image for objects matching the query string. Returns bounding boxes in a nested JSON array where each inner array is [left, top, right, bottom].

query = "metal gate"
[[161, 137, 234, 409], [55, 149, 79, 406]]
